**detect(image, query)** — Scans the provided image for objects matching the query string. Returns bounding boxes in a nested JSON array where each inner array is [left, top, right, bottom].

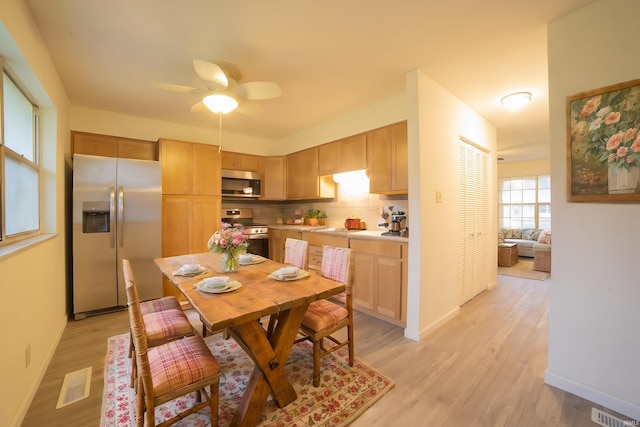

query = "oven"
[[221, 208, 269, 259]]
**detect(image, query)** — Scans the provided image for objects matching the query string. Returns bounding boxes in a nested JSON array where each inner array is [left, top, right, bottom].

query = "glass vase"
[[222, 251, 240, 273]]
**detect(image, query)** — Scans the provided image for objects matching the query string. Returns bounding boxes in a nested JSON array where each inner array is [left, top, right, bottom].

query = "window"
[[1, 66, 41, 244], [499, 175, 551, 230]]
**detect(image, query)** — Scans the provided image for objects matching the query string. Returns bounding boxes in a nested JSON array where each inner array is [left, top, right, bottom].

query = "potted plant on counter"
[[305, 208, 320, 226], [318, 210, 328, 226]]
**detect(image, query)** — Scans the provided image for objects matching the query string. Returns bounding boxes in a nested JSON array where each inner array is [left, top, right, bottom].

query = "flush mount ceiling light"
[[202, 93, 238, 114], [500, 92, 532, 110]]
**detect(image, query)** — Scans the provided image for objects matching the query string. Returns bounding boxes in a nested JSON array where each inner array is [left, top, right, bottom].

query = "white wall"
[[405, 70, 497, 341], [546, 0, 640, 420], [0, 4, 70, 426]]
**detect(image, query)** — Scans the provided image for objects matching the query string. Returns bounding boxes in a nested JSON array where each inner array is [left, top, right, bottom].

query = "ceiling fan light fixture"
[[202, 93, 238, 114], [500, 92, 532, 110]]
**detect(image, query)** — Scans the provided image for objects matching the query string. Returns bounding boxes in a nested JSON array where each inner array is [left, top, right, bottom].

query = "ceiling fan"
[[152, 59, 282, 115]]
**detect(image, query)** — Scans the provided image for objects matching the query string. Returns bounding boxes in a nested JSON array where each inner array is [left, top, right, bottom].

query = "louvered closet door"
[[458, 141, 489, 305]]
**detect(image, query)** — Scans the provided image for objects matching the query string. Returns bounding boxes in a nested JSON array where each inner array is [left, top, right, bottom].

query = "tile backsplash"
[[222, 185, 408, 232]]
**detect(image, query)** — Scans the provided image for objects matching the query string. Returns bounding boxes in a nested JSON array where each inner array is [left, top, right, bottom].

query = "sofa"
[[499, 228, 551, 258]]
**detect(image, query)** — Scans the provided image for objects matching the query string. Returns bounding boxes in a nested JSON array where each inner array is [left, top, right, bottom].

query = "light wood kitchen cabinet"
[[350, 239, 408, 326], [262, 156, 286, 200], [71, 131, 158, 160], [367, 121, 408, 194], [318, 134, 367, 176], [161, 195, 221, 298], [160, 139, 221, 195], [302, 232, 349, 273], [268, 229, 303, 263], [286, 148, 335, 200], [221, 151, 263, 173]]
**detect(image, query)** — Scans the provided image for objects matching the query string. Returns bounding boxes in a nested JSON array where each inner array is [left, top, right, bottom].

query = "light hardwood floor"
[[22, 275, 633, 426]]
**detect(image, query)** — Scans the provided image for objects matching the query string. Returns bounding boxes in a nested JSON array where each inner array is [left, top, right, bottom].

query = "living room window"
[[499, 175, 551, 229], [1, 65, 41, 244]]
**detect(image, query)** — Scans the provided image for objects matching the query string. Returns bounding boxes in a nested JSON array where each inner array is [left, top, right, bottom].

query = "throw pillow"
[[538, 230, 552, 244], [512, 229, 522, 239], [522, 228, 537, 240], [498, 231, 505, 243], [501, 228, 513, 239]]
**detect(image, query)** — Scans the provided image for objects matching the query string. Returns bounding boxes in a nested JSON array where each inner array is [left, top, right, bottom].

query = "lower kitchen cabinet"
[[350, 239, 408, 326], [161, 195, 221, 298], [302, 232, 349, 274], [268, 229, 303, 264]]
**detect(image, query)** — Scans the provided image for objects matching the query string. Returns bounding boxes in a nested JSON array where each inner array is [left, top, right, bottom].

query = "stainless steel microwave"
[[221, 169, 261, 198]]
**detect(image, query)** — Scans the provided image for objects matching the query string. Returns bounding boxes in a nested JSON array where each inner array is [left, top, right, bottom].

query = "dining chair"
[[122, 260, 195, 389], [266, 238, 310, 336], [284, 237, 309, 270], [124, 259, 220, 427], [297, 245, 354, 387]]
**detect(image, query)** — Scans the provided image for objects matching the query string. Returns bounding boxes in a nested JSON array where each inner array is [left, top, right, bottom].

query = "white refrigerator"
[[72, 154, 162, 319]]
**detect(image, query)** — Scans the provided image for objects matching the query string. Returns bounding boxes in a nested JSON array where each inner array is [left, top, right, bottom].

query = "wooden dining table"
[[154, 252, 345, 427]]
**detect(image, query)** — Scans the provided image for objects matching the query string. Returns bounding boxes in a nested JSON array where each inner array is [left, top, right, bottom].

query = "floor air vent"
[[56, 367, 92, 408], [591, 408, 636, 427]]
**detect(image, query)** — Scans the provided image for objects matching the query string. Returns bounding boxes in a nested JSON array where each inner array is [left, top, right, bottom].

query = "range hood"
[[221, 169, 261, 198]]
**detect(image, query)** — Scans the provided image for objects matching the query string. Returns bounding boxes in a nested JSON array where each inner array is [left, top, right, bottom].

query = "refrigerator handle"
[[109, 185, 116, 249], [118, 186, 124, 248]]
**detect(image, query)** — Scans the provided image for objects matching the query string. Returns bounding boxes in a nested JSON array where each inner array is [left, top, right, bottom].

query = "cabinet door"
[[161, 139, 193, 194], [353, 252, 375, 311], [263, 156, 285, 200], [391, 122, 408, 192], [375, 256, 403, 319], [221, 151, 262, 172], [318, 141, 341, 176], [193, 143, 221, 195], [161, 196, 192, 299], [191, 196, 221, 253], [366, 127, 392, 193], [268, 229, 283, 263], [72, 132, 118, 157], [286, 152, 301, 198], [299, 148, 319, 197], [117, 138, 158, 161], [341, 134, 367, 172]]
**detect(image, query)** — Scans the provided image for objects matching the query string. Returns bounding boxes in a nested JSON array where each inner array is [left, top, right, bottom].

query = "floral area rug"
[[101, 333, 394, 426]]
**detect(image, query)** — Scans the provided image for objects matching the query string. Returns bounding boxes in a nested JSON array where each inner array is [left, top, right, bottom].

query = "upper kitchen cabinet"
[[286, 147, 335, 200], [72, 131, 158, 161], [367, 121, 408, 194], [160, 138, 221, 195], [221, 151, 264, 173], [318, 134, 367, 176], [262, 156, 286, 200]]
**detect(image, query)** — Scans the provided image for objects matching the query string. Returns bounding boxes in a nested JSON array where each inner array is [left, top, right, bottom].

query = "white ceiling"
[[26, 0, 598, 162]]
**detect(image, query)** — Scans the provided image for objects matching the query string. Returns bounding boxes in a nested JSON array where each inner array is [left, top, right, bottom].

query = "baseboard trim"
[[404, 306, 460, 342], [544, 369, 640, 421], [13, 313, 67, 427]]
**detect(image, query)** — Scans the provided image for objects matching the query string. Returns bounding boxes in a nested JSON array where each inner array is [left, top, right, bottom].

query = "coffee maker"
[[379, 205, 407, 236]]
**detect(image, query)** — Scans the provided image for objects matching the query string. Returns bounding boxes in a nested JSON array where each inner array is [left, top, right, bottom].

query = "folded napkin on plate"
[[172, 268, 208, 276], [269, 267, 310, 281]]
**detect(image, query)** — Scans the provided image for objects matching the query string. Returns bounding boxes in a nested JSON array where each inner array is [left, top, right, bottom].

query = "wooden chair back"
[[284, 238, 309, 270]]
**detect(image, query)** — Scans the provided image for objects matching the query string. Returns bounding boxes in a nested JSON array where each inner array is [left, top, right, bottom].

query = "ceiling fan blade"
[[150, 81, 199, 93], [190, 101, 209, 113], [193, 59, 228, 88], [236, 102, 263, 116], [234, 81, 282, 100]]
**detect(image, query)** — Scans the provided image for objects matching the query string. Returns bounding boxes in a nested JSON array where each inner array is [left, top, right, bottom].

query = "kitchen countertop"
[[267, 224, 409, 242]]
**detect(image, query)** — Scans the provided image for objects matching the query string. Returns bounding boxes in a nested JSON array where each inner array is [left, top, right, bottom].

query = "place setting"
[[172, 263, 210, 277], [194, 276, 242, 294], [268, 266, 310, 281], [238, 252, 267, 266]]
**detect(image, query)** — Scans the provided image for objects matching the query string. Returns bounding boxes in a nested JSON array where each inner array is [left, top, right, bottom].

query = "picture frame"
[[567, 78, 640, 202]]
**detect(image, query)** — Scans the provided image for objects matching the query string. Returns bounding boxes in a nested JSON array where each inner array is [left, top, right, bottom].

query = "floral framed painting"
[[567, 78, 640, 202]]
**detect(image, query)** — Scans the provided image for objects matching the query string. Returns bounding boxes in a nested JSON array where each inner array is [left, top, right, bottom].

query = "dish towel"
[[284, 238, 309, 270], [321, 246, 351, 284]]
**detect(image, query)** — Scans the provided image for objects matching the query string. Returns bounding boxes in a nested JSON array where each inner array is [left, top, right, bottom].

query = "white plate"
[[239, 255, 267, 265], [179, 264, 202, 273], [268, 269, 310, 281], [196, 280, 242, 294], [173, 265, 206, 276], [202, 276, 229, 287]]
